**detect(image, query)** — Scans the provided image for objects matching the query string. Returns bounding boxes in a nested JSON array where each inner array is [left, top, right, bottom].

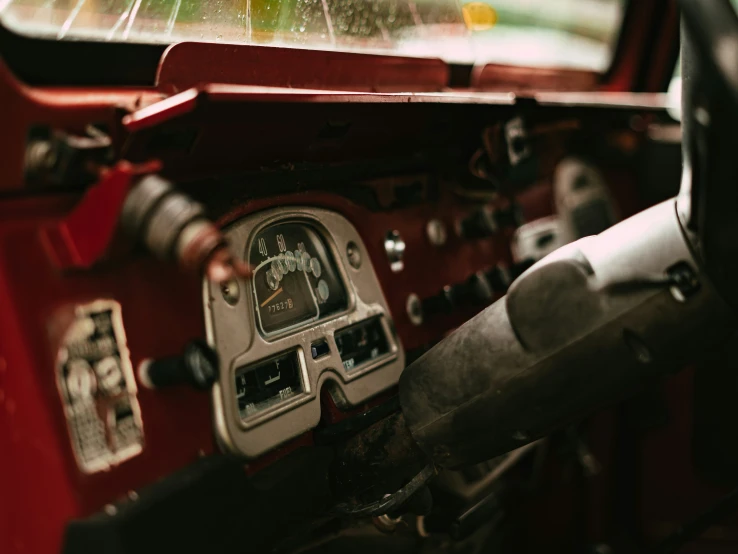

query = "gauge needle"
[[260, 287, 284, 307]]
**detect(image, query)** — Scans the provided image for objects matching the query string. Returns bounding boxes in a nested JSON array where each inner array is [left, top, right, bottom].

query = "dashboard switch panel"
[[204, 207, 404, 458]]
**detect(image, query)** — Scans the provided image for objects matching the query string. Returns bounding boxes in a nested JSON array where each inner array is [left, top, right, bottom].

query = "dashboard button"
[[457, 207, 498, 239], [421, 285, 456, 317], [384, 230, 406, 272], [485, 265, 512, 293], [458, 205, 524, 240], [311, 339, 330, 359], [455, 272, 494, 306]]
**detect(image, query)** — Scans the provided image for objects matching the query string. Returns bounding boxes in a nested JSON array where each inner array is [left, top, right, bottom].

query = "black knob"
[[494, 204, 524, 229], [421, 285, 456, 317], [142, 339, 219, 390], [485, 265, 512, 294], [510, 258, 535, 281], [458, 205, 524, 240], [457, 207, 497, 239], [452, 272, 494, 307], [421, 273, 495, 320]]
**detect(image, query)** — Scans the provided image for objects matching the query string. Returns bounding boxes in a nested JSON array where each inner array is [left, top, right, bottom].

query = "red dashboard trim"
[[471, 64, 599, 92], [156, 42, 451, 93], [40, 160, 161, 270]]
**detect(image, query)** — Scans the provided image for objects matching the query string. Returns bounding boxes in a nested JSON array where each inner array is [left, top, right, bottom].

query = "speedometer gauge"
[[250, 222, 348, 336]]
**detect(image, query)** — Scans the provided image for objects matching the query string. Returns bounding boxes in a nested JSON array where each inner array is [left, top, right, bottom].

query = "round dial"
[[250, 222, 348, 335]]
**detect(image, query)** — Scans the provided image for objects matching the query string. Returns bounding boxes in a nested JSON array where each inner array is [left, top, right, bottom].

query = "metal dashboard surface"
[[204, 206, 404, 458]]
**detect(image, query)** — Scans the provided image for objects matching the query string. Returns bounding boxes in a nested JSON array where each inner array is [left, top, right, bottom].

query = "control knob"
[[139, 339, 219, 391], [457, 205, 524, 239]]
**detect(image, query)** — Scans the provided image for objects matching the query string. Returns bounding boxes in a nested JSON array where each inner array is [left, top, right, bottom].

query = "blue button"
[[311, 340, 330, 359]]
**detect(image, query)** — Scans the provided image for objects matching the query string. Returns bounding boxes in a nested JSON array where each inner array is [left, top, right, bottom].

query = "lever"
[[121, 174, 252, 283]]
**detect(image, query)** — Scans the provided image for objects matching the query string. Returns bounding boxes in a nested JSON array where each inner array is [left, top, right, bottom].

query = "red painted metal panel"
[[40, 161, 161, 270], [0, 61, 155, 192], [156, 42, 451, 94]]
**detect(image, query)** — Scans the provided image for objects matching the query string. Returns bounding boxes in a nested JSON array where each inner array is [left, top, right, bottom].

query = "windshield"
[[0, 0, 625, 69]]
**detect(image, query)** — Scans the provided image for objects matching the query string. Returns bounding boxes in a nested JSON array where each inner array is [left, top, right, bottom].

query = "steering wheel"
[[678, 0, 738, 308]]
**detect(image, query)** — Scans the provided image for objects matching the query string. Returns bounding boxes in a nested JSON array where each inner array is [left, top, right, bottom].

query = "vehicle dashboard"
[[0, 60, 685, 553]]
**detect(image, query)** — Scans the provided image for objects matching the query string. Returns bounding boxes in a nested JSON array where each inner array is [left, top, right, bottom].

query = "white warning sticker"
[[56, 300, 144, 473]]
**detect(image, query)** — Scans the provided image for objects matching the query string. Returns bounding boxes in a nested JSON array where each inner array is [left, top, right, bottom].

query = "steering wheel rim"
[[677, 0, 738, 309], [679, 0, 738, 107]]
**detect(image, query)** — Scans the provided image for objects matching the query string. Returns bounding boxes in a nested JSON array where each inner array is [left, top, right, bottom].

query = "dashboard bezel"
[[204, 207, 404, 458]]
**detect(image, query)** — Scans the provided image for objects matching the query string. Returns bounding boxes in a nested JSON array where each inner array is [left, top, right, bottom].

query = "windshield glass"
[[0, 0, 625, 69]]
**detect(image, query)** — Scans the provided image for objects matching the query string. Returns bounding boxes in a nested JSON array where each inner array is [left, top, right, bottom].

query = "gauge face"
[[335, 317, 390, 371], [235, 350, 302, 419], [250, 222, 348, 335]]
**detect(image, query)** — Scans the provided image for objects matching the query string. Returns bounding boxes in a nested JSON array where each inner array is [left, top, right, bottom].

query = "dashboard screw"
[[406, 294, 423, 326], [220, 279, 240, 305], [346, 241, 362, 269]]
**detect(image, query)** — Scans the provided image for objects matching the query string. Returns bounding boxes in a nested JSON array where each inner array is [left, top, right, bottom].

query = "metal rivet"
[[220, 279, 240, 305], [426, 219, 447, 247], [346, 241, 362, 269], [127, 491, 139, 502], [104, 504, 118, 516], [406, 294, 423, 326]]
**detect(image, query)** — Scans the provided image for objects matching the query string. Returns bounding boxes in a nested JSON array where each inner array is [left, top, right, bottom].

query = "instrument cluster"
[[204, 207, 404, 458]]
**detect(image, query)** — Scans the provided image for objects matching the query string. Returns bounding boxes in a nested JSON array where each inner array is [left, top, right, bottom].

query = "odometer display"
[[250, 222, 348, 335]]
